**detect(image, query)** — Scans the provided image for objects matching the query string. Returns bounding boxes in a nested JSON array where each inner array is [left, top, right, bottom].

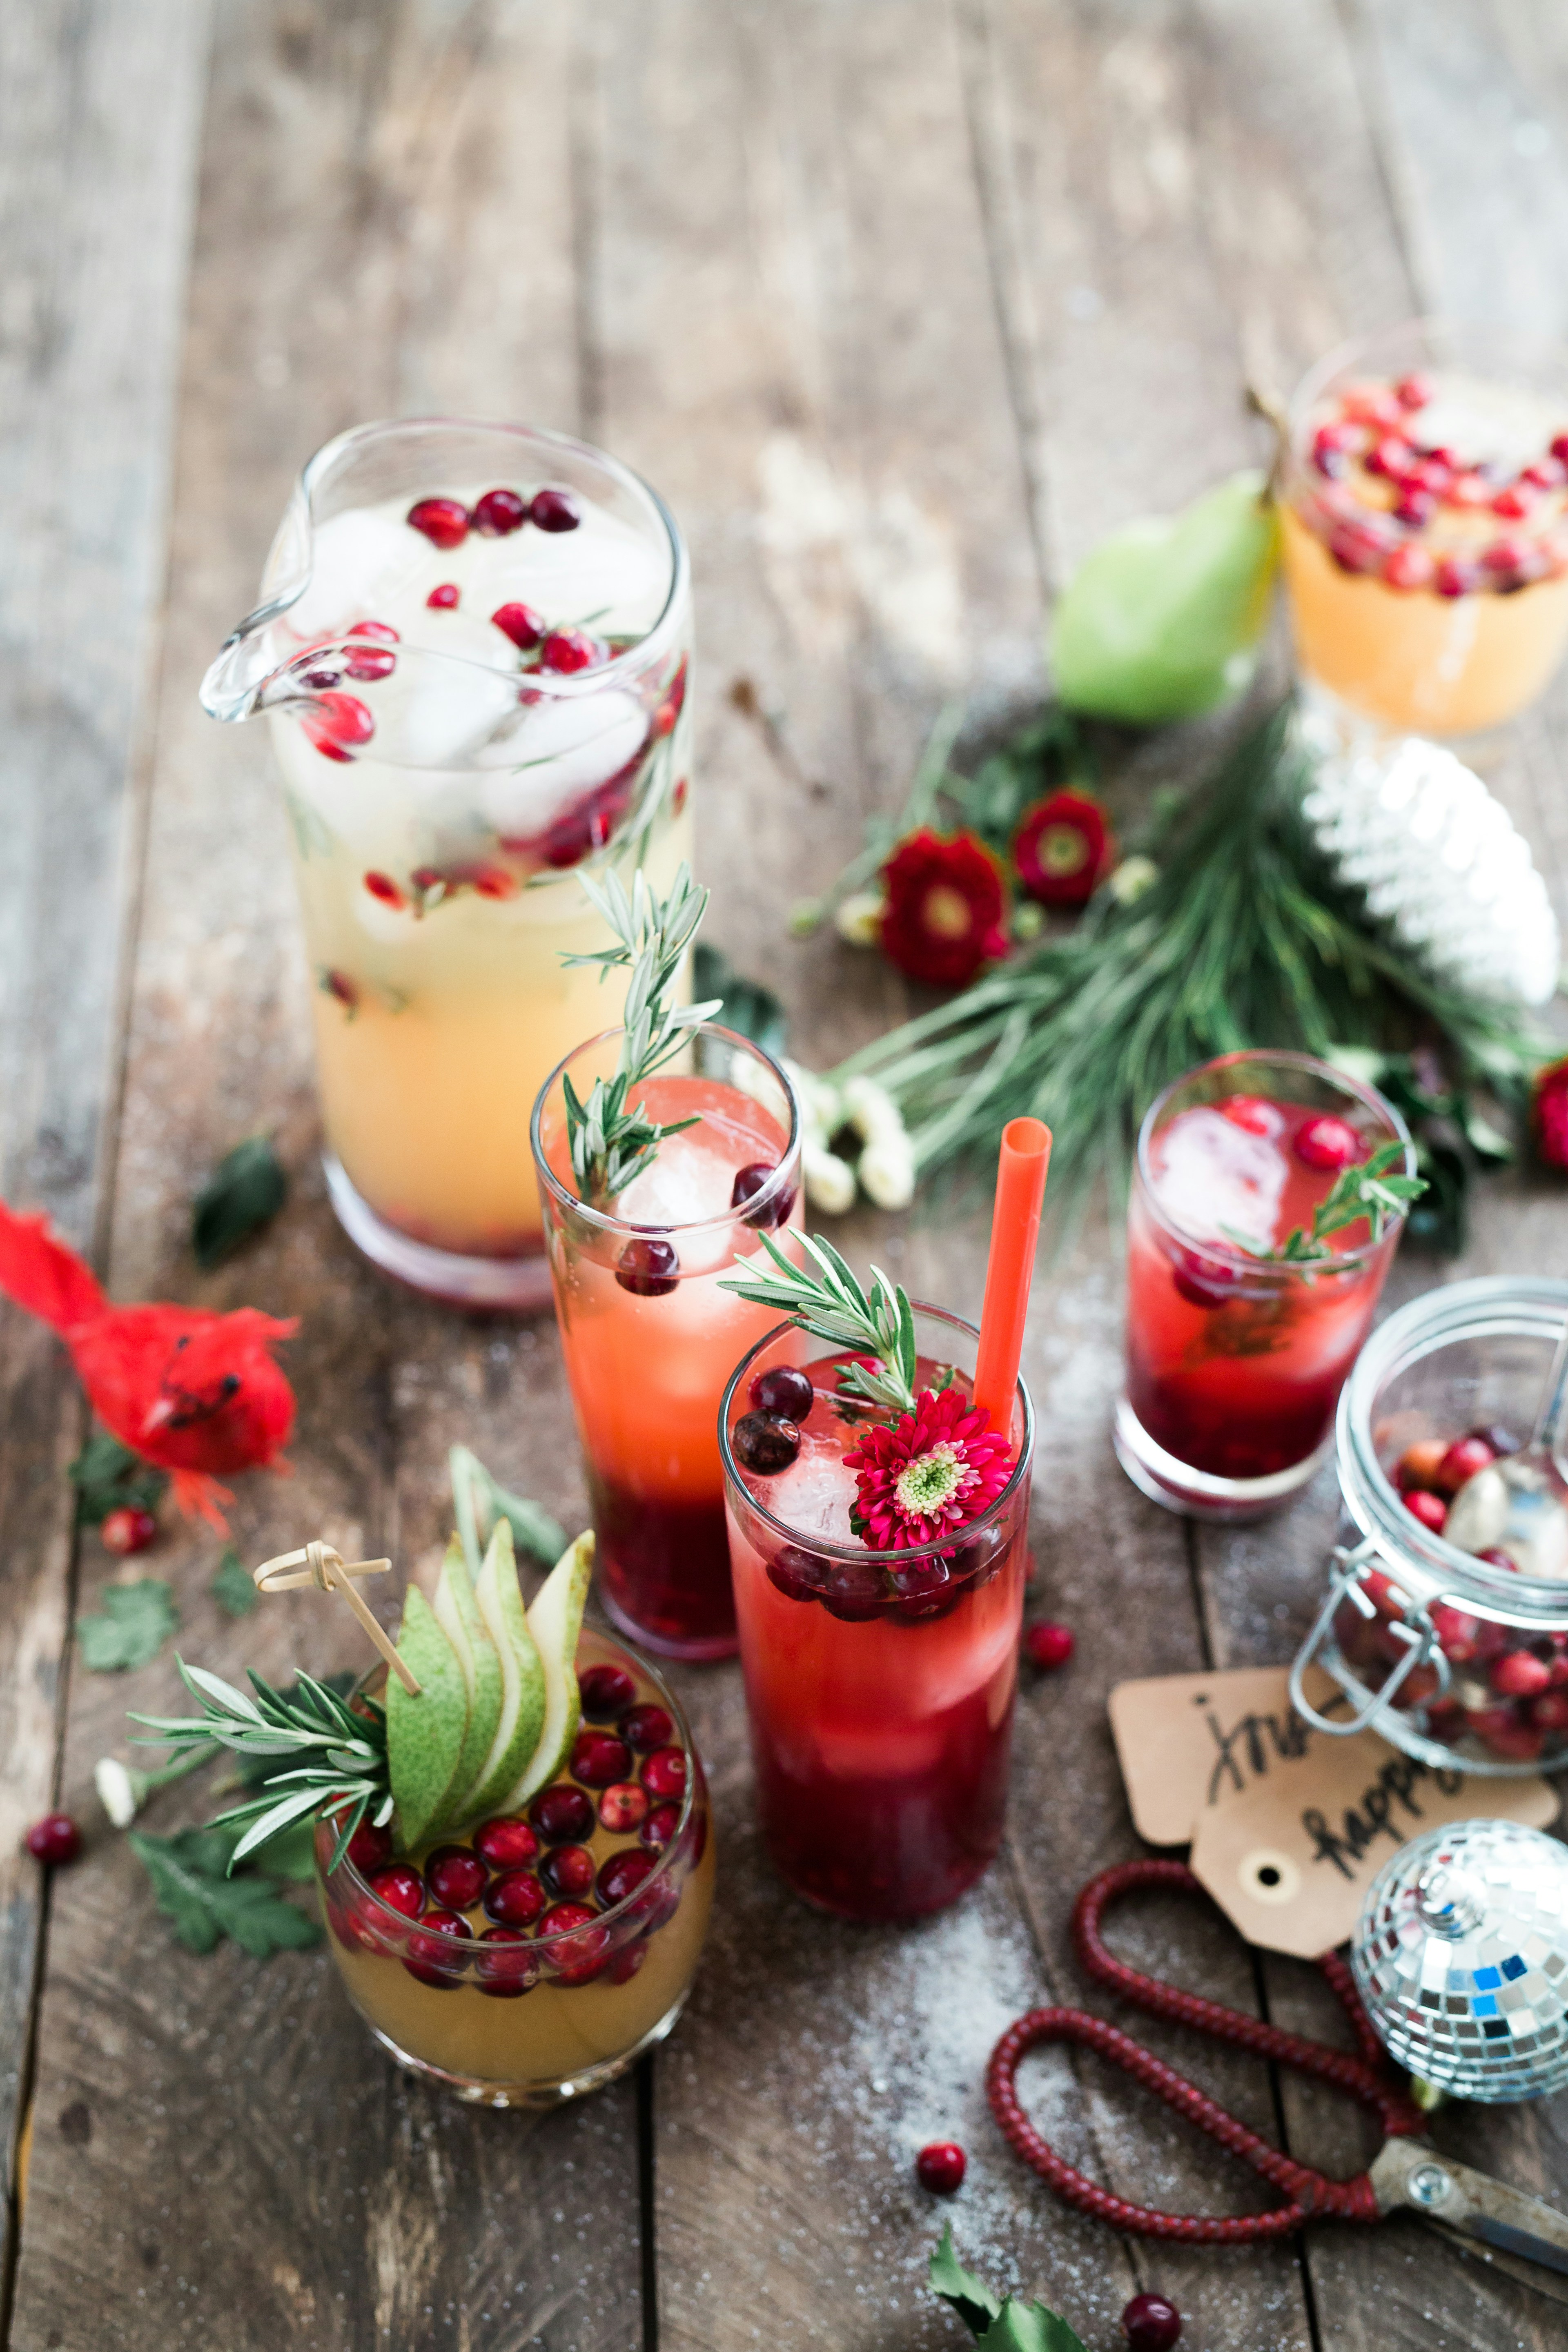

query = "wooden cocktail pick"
[[252, 1538, 420, 1694]]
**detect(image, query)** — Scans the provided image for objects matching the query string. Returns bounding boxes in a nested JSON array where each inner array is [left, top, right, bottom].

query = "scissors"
[[987, 1858, 1568, 2303]]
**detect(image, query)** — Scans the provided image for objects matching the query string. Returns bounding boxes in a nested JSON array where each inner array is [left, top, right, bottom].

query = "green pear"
[[463, 1520, 548, 1822], [1050, 470, 1281, 726], [386, 1586, 469, 1853], [501, 1531, 594, 1811], [431, 1534, 504, 1834]]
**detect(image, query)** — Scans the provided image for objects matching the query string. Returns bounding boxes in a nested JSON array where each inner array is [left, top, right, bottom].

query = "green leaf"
[[692, 944, 789, 1058], [450, 1445, 566, 1576], [128, 1827, 321, 1957], [192, 1135, 287, 1268], [929, 2232, 1086, 2352], [68, 1431, 166, 1528], [78, 1579, 179, 1673], [210, 1546, 259, 1618], [930, 2227, 1002, 2336]]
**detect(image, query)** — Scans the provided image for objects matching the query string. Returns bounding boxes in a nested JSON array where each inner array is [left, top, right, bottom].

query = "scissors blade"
[[1371, 2139, 1568, 2305]]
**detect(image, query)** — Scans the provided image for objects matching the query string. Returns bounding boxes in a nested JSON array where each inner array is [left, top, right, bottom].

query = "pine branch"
[[717, 1232, 918, 1414]]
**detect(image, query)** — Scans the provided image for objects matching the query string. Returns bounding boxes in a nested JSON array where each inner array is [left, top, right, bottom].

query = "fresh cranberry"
[[483, 1868, 546, 1927], [1476, 1547, 1520, 1573], [1472, 1616, 1513, 1659], [472, 486, 528, 536], [1404, 1489, 1448, 1535], [641, 1801, 682, 1853], [766, 1545, 821, 1604], [541, 626, 606, 673], [1395, 1439, 1448, 1492], [824, 1559, 886, 1623], [1531, 1690, 1568, 1733], [949, 1520, 1009, 1586], [578, 1662, 637, 1719], [618, 1703, 675, 1753], [1492, 1650, 1551, 1699], [476, 1926, 537, 1998], [616, 1235, 679, 1297], [346, 1818, 392, 1873], [751, 1365, 815, 1421], [1492, 484, 1536, 520], [731, 1162, 795, 1228], [324, 970, 358, 1009], [1121, 2293, 1183, 2351], [887, 1558, 959, 1621], [600, 1782, 649, 1833], [1294, 1114, 1362, 1171], [1434, 1434, 1496, 1495], [368, 1864, 425, 1920], [25, 1814, 80, 1866], [608, 1939, 650, 1985], [1444, 471, 1492, 510], [426, 581, 460, 609], [641, 1746, 688, 1800], [571, 1729, 633, 1788], [1482, 1719, 1545, 1764], [1430, 1603, 1481, 1664], [1025, 1621, 1075, 1671], [363, 870, 405, 908], [597, 1849, 655, 1909], [1327, 521, 1388, 575], [1364, 435, 1409, 479], [530, 487, 581, 532], [301, 688, 374, 762], [1170, 1250, 1244, 1310], [1435, 556, 1481, 598], [732, 1410, 801, 1474], [915, 2142, 967, 2195], [100, 1505, 156, 1556], [473, 1816, 541, 1870], [404, 1909, 472, 1987], [1383, 543, 1435, 591], [300, 666, 343, 690], [1392, 489, 1436, 530], [1394, 372, 1433, 410], [541, 1844, 597, 1899], [492, 600, 546, 650], [344, 618, 399, 681], [1221, 1095, 1282, 1136], [540, 1903, 609, 1987], [407, 496, 469, 548], [529, 1784, 595, 1844], [1311, 424, 1353, 477], [425, 1845, 488, 1911]]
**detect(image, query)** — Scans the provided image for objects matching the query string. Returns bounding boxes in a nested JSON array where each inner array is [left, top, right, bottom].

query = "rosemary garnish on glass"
[[1223, 1140, 1424, 1264], [559, 862, 720, 1205], [718, 1232, 919, 1415]]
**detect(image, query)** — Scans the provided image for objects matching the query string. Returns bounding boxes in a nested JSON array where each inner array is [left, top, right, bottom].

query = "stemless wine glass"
[[1115, 1050, 1413, 1521], [201, 418, 692, 1308]]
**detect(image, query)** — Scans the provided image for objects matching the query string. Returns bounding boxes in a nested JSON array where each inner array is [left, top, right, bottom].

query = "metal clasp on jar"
[[1289, 1535, 1453, 1736]]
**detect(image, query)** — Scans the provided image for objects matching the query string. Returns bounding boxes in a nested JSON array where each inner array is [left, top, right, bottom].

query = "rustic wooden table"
[[4, 4, 1568, 2348]]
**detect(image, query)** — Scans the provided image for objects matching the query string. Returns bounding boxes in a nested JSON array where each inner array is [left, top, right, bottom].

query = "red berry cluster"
[[406, 485, 583, 549], [1333, 1423, 1568, 1764], [1299, 372, 1568, 596], [330, 1662, 696, 1994]]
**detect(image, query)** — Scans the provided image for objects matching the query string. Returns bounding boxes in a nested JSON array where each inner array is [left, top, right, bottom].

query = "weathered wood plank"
[[0, 0, 212, 2318]]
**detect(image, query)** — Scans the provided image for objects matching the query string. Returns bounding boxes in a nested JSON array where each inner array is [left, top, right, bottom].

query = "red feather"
[[0, 1199, 297, 1530]]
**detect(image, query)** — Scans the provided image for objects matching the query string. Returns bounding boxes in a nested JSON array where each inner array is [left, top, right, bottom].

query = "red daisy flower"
[[1012, 789, 1114, 908], [879, 828, 1010, 987], [844, 1385, 1014, 1551], [1534, 1055, 1568, 1172]]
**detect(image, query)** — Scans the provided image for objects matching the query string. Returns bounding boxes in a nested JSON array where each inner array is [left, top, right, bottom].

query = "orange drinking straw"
[[972, 1118, 1052, 1433]]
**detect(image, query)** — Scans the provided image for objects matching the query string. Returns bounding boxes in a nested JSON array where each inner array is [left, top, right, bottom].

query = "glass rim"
[[529, 1021, 802, 1239], [1339, 1273, 1568, 1615], [1134, 1048, 1415, 1276], [1285, 315, 1568, 445], [718, 1299, 1036, 1566], [327, 1628, 700, 1943]]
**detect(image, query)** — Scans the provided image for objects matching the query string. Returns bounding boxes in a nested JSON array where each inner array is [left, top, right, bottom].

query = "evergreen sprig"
[[130, 1662, 390, 1875], [559, 862, 721, 1202], [717, 1232, 918, 1415], [1225, 1139, 1425, 1263]]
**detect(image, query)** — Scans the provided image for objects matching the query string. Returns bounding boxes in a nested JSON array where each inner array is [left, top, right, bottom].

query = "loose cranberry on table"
[[368, 1863, 426, 1920], [915, 2141, 967, 2195], [1025, 1621, 1075, 1672], [483, 1868, 547, 1928], [425, 1844, 489, 1911], [599, 1782, 649, 1833], [751, 1364, 815, 1421], [578, 1662, 637, 1718], [406, 495, 469, 548], [641, 1746, 687, 1800], [1122, 2292, 1183, 2351], [541, 1844, 597, 1900], [620, 1703, 674, 1753], [100, 1504, 157, 1556], [472, 486, 527, 535], [473, 1815, 541, 1870], [1294, 1114, 1362, 1172], [530, 1783, 596, 1844], [25, 1813, 80, 1866]]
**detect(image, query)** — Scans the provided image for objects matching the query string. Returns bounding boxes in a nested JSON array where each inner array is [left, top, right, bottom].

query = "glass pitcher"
[[201, 418, 692, 1308]]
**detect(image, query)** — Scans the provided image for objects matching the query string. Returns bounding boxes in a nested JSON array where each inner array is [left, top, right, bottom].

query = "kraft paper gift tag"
[[1109, 1664, 1559, 1958]]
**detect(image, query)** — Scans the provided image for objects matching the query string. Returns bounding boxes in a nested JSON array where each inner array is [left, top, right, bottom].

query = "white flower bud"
[[841, 1074, 904, 1146], [95, 1757, 139, 1829], [858, 1135, 915, 1211], [804, 1143, 857, 1215], [1107, 854, 1158, 905], [784, 1058, 843, 1149], [834, 890, 885, 949]]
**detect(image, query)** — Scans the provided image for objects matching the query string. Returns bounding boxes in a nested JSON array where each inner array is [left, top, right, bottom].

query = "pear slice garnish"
[[500, 1531, 594, 1812], [430, 1533, 504, 1836], [386, 1586, 470, 1853], [463, 1520, 548, 1822]]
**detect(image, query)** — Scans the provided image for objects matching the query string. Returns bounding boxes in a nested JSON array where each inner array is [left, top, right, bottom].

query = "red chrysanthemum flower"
[[844, 1386, 1014, 1551], [1012, 789, 1114, 908], [879, 828, 1010, 987], [1534, 1056, 1568, 1172]]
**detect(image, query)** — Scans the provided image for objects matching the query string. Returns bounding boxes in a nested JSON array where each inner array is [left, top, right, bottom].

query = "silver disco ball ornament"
[[1352, 1820, 1568, 2101]]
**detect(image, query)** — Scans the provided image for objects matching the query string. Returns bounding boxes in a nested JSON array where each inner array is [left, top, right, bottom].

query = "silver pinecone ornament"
[[1297, 722, 1561, 1008]]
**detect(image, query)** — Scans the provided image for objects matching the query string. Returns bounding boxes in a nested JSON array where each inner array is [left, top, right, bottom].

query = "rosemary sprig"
[[1223, 1140, 1426, 1263], [131, 1661, 390, 1875], [558, 862, 721, 1203], [717, 1232, 918, 1414]]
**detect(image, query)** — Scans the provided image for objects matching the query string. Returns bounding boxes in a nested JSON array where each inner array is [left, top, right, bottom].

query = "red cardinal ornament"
[[0, 1201, 296, 1528]]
